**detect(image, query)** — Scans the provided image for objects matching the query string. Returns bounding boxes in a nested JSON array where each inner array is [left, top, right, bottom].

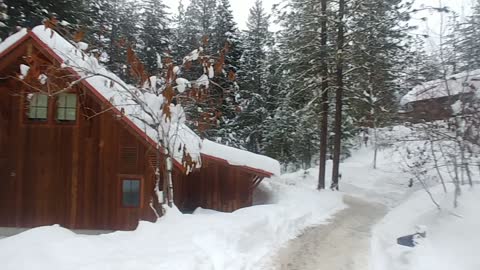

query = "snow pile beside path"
[[371, 185, 480, 270], [0, 180, 344, 270]]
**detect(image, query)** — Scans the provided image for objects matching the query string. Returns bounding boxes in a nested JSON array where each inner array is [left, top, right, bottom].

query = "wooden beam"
[[250, 176, 264, 191]]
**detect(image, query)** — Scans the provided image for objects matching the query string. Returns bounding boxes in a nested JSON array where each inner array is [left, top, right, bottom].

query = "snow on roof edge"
[[0, 28, 28, 56], [201, 139, 281, 176], [401, 69, 480, 106]]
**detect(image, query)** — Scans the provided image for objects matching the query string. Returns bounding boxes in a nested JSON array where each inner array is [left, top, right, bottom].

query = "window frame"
[[55, 93, 78, 122], [119, 175, 143, 208], [26, 92, 50, 122], [22, 90, 79, 126]]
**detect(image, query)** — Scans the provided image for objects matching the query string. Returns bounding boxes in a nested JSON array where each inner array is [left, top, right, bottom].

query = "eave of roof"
[[201, 153, 274, 177]]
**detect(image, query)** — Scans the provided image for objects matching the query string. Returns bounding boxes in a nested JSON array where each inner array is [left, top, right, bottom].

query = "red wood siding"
[[0, 37, 264, 231], [174, 159, 257, 213]]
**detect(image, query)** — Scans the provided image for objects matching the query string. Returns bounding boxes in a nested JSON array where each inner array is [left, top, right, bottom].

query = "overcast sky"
[[166, 0, 474, 45]]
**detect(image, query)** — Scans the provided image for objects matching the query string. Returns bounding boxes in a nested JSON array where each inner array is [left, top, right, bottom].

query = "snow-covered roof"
[[202, 140, 281, 176], [0, 26, 280, 177], [401, 69, 480, 106]]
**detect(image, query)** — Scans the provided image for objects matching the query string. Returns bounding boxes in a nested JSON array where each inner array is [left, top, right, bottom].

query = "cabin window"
[[56, 93, 77, 121], [27, 93, 49, 120], [122, 179, 141, 207]]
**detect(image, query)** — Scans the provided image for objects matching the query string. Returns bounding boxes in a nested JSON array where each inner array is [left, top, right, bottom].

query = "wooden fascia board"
[[200, 153, 274, 178]]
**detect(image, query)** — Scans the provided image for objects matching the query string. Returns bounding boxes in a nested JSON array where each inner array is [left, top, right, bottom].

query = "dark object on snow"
[[397, 232, 426, 247], [397, 234, 416, 247]]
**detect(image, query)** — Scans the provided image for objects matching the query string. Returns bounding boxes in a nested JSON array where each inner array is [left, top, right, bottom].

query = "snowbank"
[[401, 69, 480, 105], [202, 139, 281, 176], [371, 185, 480, 270], [0, 179, 344, 270]]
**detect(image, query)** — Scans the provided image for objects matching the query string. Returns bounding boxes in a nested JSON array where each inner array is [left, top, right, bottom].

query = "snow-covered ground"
[[372, 185, 480, 270], [277, 145, 415, 208], [267, 125, 479, 270], [0, 180, 344, 270]]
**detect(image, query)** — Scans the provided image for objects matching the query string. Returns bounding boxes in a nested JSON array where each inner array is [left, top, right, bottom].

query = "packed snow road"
[[267, 195, 387, 270]]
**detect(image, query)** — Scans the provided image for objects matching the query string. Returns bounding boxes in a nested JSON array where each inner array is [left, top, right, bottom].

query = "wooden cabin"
[[399, 71, 480, 122], [0, 27, 280, 231], [399, 93, 471, 122]]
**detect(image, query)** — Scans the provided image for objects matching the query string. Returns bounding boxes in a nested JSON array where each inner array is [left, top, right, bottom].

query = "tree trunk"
[[318, 0, 329, 190], [165, 151, 174, 208], [151, 144, 163, 219], [331, 0, 345, 191], [372, 107, 378, 169]]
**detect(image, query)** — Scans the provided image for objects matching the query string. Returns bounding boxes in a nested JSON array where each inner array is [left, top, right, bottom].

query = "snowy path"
[[267, 196, 387, 270]]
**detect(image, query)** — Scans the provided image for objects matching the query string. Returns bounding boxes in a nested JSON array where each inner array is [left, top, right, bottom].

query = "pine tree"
[[1, 0, 88, 38], [293, 107, 321, 170], [402, 38, 441, 98], [233, 0, 272, 151], [175, 0, 241, 143], [172, 0, 189, 63], [85, 0, 141, 80], [181, 0, 216, 52], [139, 0, 172, 74], [263, 101, 297, 167], [273, 0, 331, 168], [457, 1, 480, 72], [0, 0, 7, 37], [208, 0, 243, 144], [346, 0, 413, 169], [347, 0, 413, 126], [331, 0, 345, 190], [85, 0, 116, 55], [318, 0, 329, 189]]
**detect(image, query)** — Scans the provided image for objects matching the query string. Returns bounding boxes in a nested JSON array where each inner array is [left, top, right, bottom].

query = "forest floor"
[[268, 195, 387, 270]]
